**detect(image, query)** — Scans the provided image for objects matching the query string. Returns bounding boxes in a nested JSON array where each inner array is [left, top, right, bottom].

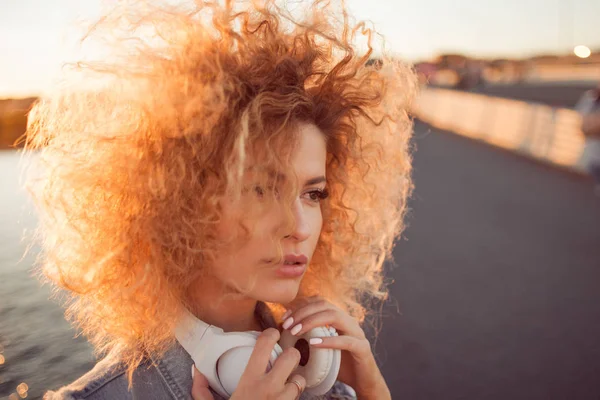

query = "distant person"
[[21, 0, 417, 399], [576, 84, 600, 196]]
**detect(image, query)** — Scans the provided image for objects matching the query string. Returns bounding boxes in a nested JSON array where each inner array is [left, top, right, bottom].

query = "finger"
[[244, 328, 281, 377], [286, 308, 365, 339], [281, 298, 330, 330], [191, 366, 215, 400], [308, 335, 372, 360], [267, 347, 301, 385], [282, 295, 323, 314], [282, 374, 306, 400]]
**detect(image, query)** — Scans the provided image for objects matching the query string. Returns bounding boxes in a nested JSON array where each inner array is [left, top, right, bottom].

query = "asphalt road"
[[374, 121, 600, 400], [454, 82, 597, 109]]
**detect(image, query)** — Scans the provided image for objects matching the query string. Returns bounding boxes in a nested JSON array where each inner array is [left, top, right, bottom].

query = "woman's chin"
[[257, 280, 301, 304]]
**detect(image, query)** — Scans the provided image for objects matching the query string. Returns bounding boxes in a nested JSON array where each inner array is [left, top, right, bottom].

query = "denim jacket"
[[44, 302, 357, 400]]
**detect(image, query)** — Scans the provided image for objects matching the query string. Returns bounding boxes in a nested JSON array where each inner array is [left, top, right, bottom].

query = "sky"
[[1, 0, 599, 98]]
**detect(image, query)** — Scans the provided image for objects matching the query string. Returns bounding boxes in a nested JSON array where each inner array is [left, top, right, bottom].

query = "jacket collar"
[[152, 301, 277, 400], [153, 341, 195, 400]]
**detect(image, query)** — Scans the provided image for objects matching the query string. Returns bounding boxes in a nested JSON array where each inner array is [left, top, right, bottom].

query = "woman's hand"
[[191, 328, 306, 400], [281, 296, 391, 400]]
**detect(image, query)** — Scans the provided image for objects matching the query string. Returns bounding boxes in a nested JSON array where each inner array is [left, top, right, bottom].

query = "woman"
[[23, 0, 416, 398]]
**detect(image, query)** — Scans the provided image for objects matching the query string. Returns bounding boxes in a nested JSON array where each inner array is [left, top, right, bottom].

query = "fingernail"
[[191, 364, 195, 378], [309, 338, 323, 345], [282, 309, 292, 320], [282, 317, 294, 330], [290, 323, 302, 336]]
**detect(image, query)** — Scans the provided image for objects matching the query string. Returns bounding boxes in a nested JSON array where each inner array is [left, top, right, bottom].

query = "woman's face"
[[212, 122, 327, 304]]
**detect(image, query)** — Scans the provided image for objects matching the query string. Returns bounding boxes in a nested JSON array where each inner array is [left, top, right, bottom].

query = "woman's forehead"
[[244, 123, 327, 179], [244, 163, 325, 185]]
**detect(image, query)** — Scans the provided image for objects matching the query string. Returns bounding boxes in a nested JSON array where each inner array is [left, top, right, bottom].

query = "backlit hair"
[[22, 0, 417, 383]]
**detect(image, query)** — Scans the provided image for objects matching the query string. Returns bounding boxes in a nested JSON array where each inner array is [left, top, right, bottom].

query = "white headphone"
[[175, 309, 341, 398]]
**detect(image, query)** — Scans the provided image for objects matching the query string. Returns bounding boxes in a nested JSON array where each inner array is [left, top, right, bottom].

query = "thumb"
[[191, 365, 215, 400]]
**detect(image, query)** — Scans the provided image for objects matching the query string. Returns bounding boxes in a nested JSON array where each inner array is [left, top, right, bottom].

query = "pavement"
[[373, 121, 600, 399]]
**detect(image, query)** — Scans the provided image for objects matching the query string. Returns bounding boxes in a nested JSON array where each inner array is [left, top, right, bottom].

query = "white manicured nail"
[[191, 365, 195, 378], [282, 317, 294, 330], [309, 338, 323, 345], [290, 324, 302, 336]]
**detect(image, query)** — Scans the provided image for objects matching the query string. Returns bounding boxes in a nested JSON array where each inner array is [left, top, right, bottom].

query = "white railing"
[[413, 87, 587, 173]]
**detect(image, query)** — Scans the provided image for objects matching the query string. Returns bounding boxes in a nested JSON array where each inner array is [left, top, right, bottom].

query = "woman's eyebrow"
[[271, 172, 326, 187], [248, 167, 325, 187], [304, 176, 326, 186]]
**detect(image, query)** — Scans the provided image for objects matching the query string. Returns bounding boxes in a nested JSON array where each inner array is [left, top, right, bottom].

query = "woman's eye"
[[249, 185, 327, 203], [305, 188, 329, 203]]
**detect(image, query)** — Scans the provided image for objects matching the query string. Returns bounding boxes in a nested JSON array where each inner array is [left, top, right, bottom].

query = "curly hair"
[[22, 0, 417, 384]]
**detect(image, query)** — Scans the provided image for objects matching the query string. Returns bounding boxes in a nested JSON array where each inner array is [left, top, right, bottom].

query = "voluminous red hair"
[[22, 0, 417, 383]]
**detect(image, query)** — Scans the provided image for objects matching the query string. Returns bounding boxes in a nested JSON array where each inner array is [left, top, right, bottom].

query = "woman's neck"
[[188, 275, 263, 333]]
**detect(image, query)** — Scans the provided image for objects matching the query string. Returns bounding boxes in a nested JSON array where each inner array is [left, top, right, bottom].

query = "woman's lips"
[[275, 262, 307, 278]]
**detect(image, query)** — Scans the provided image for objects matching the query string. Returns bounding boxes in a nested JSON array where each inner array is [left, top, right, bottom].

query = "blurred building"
[[413, 49, 600, 90]]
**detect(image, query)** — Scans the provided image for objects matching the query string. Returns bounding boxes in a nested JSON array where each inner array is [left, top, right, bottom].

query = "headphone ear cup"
[[245, 331, 283, 371], [278, 326, 341, 395], [217, 346, 254, 396], [267, 341, 284, 372], [216, 332, 284, 396]]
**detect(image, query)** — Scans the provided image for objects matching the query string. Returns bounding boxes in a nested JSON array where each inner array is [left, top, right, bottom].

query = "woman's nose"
[[283, 198, 311, 241]]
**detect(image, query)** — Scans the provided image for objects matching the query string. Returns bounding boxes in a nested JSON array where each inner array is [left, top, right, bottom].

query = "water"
[[0, 151, 95, 400]]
